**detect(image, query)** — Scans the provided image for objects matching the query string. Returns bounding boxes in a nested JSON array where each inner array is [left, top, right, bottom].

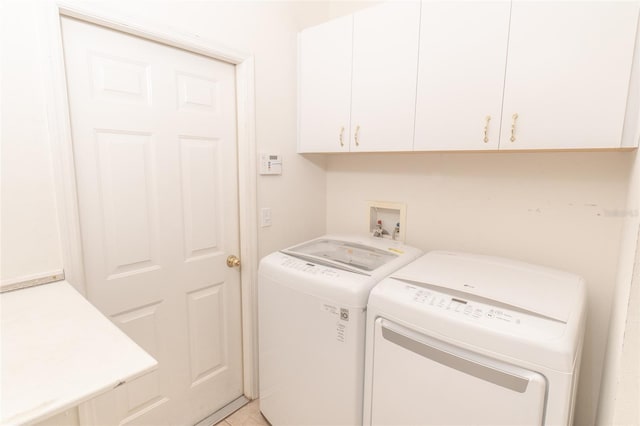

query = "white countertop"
[[1, 281, 157, 425]]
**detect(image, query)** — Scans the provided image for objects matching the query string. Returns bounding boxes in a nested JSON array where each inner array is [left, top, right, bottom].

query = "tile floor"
[[215, 399, 269, 426]]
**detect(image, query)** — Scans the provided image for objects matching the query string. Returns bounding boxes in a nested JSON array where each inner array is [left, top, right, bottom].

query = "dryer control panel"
[[395, 280, 566, 340], [411, 288, 519, 323]]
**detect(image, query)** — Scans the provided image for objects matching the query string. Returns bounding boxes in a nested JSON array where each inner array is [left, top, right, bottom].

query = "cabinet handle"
[[510, 113, 519, 142], [354, 125, 360, 147], [483, 115, 491, 143], [339, 126, 345, 147]]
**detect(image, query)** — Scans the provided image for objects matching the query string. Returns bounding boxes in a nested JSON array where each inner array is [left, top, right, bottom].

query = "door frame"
[[38, 0, 260, 400]]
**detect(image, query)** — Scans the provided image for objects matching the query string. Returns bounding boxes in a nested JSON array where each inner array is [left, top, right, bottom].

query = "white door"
[[61, 17, 243, 425], [298, 15, 353, 153], [350, 1, 420, 152], [500, 1, 639, 150], [414, 1, 510, 151]]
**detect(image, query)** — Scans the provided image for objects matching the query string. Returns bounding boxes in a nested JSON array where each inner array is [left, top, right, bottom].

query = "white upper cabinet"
[[298, 1, 420, 153], [350, 1, 421, 152], [500, 1, 640, 150], [298, 1, 640, 153], [298, 15, 353, 153], [414, 1, 511, 151]]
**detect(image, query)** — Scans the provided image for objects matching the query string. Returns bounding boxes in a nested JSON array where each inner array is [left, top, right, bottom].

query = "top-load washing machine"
[[363, 251, 587, 426], [258, 235, 422, 426]]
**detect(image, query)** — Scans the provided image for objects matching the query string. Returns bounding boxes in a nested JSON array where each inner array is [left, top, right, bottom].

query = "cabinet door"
[[298, 15, 353, 153], [350, 1, 421, 152], [500, 1, 639, 150], [414, 1, 510, 151]]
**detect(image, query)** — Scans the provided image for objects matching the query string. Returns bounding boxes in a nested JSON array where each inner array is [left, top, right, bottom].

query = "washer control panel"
[[279, 255, 341, 278]]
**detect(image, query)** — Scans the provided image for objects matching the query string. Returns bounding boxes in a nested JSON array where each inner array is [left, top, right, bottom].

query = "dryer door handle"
[[380, 320, 544, 394]]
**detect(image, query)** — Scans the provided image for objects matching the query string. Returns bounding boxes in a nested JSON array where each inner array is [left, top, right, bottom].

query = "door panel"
[[186, 284, 226, 383], [368, 319, 546, 425], [90, 53, 150, 104], [61, 17, 242, 425], [177, 73, 221, 113], [180, 137, 221, 259], [96, 130, 159, 277]]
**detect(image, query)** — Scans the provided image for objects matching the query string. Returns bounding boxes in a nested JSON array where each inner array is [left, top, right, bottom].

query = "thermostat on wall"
[[260, 153, 282, 175]]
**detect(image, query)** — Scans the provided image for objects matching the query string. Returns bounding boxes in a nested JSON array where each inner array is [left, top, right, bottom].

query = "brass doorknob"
[[226, 255, 241, 268]]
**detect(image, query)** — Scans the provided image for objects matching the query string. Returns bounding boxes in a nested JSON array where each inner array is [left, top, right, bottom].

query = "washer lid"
[[282, 238, 399, 274], [391, 251, 585, 323]]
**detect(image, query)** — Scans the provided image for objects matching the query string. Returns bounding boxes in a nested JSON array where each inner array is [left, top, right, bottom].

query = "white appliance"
[[258, 235, 422, 426], [363, 251, 587, 426]]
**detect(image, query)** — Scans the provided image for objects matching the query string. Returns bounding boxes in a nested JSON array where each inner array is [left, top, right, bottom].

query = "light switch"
[[261, 208, 272, 227]]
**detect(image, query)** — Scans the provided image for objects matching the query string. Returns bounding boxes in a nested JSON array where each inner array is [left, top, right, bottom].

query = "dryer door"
[[367, 319, 547, 425]]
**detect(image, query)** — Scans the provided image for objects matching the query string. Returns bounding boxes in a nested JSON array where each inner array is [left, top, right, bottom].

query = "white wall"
[[325, 151, 632, 426], [613, 232, 640, 424], [596, 8, 640, 420], [1, 0, 329, 286], [597, 150, 640, 425], [1, 0, 63, 283]]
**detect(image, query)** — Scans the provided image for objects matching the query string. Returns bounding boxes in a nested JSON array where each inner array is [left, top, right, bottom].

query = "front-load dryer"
[[258, 235, 422, 426], [363, 251, 586, 426]]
